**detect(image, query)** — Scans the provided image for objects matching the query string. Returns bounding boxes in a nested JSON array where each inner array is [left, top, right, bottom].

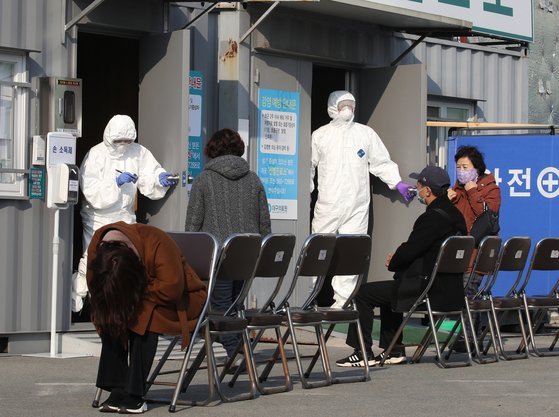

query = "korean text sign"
[[448, 135, 559, 295], [257, 89, 299, 220], [188, 71, 204, 181]]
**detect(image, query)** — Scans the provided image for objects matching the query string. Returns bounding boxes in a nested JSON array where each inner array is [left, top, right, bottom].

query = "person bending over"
[[87, 222, 207, 414]]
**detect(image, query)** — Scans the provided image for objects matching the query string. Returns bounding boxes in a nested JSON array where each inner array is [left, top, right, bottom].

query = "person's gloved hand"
[[116, 172, 137, 187], [159, 172, 177, 187], [396, 181, 415, 202]]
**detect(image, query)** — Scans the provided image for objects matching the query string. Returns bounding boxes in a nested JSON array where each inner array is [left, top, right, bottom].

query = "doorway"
[[72, 32, 140, 323]]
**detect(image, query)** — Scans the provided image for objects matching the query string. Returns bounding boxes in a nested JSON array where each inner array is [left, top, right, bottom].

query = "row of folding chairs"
[[91, 231, 373, 412], [442, 236, 559, 365]]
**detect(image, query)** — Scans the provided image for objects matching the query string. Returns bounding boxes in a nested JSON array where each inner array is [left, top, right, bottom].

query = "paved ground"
[[1, 334, 558, 417]]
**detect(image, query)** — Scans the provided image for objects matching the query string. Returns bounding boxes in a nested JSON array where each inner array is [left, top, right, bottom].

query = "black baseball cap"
[[409, 166, 450, 189]]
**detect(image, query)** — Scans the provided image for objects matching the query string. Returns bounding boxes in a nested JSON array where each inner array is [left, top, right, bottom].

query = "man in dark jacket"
[[336, 165, 467, 367]]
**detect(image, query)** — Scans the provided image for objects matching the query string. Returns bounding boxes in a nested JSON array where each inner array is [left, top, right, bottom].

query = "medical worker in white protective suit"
[[311, 91, 415, 308], [72, 114, 177, 312]]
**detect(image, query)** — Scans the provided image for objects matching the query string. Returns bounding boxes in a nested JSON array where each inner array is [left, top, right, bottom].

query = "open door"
[[359, 64, 427, 282], [137, 30, 190, 230]]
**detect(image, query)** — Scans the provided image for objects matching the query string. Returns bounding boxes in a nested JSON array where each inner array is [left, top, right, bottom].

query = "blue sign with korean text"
[[188, 71, 204, 182], [448, 135, 559, 295], [257, 89, 300, 220]]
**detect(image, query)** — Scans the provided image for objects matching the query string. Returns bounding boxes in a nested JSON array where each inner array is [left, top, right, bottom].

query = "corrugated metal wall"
[[382, 34, 527, 124], [0, 1, 75, 341]]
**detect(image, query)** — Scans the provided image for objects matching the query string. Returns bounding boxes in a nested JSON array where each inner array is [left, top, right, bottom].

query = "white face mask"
[[338, 107, 354, 122]]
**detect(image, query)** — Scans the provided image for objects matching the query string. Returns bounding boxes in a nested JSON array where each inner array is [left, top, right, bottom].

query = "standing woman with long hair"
[[87, 221, 207, 414]]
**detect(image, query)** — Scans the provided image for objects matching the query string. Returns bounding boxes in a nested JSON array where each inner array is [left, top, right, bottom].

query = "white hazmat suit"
[[72, 115, 173, 312], [311, 91, 413, 307]]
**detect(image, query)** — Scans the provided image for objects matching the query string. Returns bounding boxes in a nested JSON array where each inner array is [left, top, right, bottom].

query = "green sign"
[[29, 167, 45, 200]]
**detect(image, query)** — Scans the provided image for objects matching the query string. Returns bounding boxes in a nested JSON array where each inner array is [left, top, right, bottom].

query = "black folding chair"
[[445, 236, 502, 364], [382, 235, 475, 369], [259, 233, 337, 389], [486, 236, 531, 361], [91, 231, 220, 411], [227, 233, 296, 394], [150, 233, 262, 410], [517, 237, 559, 357], [305, 234, 372, 384]]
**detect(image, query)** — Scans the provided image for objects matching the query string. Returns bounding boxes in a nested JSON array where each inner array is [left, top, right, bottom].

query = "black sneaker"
[[117, 395, 147, 414], [336, 350, 374, 367], [99, 388, 125, 413], [371, 350, 407, 366]]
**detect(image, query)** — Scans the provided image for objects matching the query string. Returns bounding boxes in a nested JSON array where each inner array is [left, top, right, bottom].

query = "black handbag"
[[470, 202, 500, 247]]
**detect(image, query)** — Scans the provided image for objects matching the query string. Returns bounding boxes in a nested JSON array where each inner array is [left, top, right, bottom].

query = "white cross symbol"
[[542, 172, 559, 192], [537, 167, 559, 198]]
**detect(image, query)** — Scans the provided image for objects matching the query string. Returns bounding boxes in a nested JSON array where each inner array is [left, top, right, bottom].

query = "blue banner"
[[257, 89, 300, 219], [448, 135, 559, 295]]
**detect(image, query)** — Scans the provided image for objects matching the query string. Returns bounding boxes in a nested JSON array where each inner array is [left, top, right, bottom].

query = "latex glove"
[[396, 181, 415, 202], [159, 172, 177, 187], [116, 172, 137, 187]]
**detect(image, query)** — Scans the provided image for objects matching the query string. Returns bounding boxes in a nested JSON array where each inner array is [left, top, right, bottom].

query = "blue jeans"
[[210, 279, 244, 358]]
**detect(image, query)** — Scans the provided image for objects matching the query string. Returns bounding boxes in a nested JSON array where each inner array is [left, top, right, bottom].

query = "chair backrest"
[[418, 236, 475, 312], [468, 235, 502, 296], [325, 234, 372, 308], [166, 231, 220, 331], [275, 233, 337, 310], [431, 235, 475, 276], [215, 233, 262, 281], [215, 233, 262, 314], [167, 231, 219, 284], [488, 236, 531, 296], [253, 233, 296, 311], [518, 237, 559, 295]]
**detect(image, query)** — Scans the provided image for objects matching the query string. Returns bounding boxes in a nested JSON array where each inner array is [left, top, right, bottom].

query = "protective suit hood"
[[327, 90, 356, 119], [103, 115, 137, 158], [205, 155, 249, 180]]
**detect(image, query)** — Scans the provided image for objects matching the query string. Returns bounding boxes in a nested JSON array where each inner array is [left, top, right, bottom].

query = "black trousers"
[[346, 281, 404, 353], [96, 331, 159, 397]]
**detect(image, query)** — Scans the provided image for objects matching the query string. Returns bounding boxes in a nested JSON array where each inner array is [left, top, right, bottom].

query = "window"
[[427, 99, 474, 169], [0, 50, 28, 198]]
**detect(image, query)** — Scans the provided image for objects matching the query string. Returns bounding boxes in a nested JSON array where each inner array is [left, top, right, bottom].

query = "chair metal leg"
[[412, 316, 444, 363], [228, 327, 293, 395], [331, 318, 370, 384], [285, 310, 331, 389], [490, 305, 529, 361], [380, 308, 415, 367], [434, 310, 472, 368], [211, 329, 258, 403], [521, 300, 559, 357], [91, 387, 103, 408], [145, 335, 180, 392]]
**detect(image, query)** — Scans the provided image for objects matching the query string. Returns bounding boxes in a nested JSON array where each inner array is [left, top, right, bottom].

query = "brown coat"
[[451, 173, 501, 233], [451, 173, 502, 271], [87, 222, 207, 349]]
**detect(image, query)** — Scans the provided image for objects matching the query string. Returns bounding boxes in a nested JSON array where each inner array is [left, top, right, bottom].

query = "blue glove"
[[159, 172, 177, 187], [116, 172, 137, 187], [396, 181, 415, 202]]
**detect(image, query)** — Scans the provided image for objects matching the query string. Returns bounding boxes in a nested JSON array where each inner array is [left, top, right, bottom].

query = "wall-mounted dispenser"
[[45, 132, 79, 209], [39, 77, 83, 138]]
